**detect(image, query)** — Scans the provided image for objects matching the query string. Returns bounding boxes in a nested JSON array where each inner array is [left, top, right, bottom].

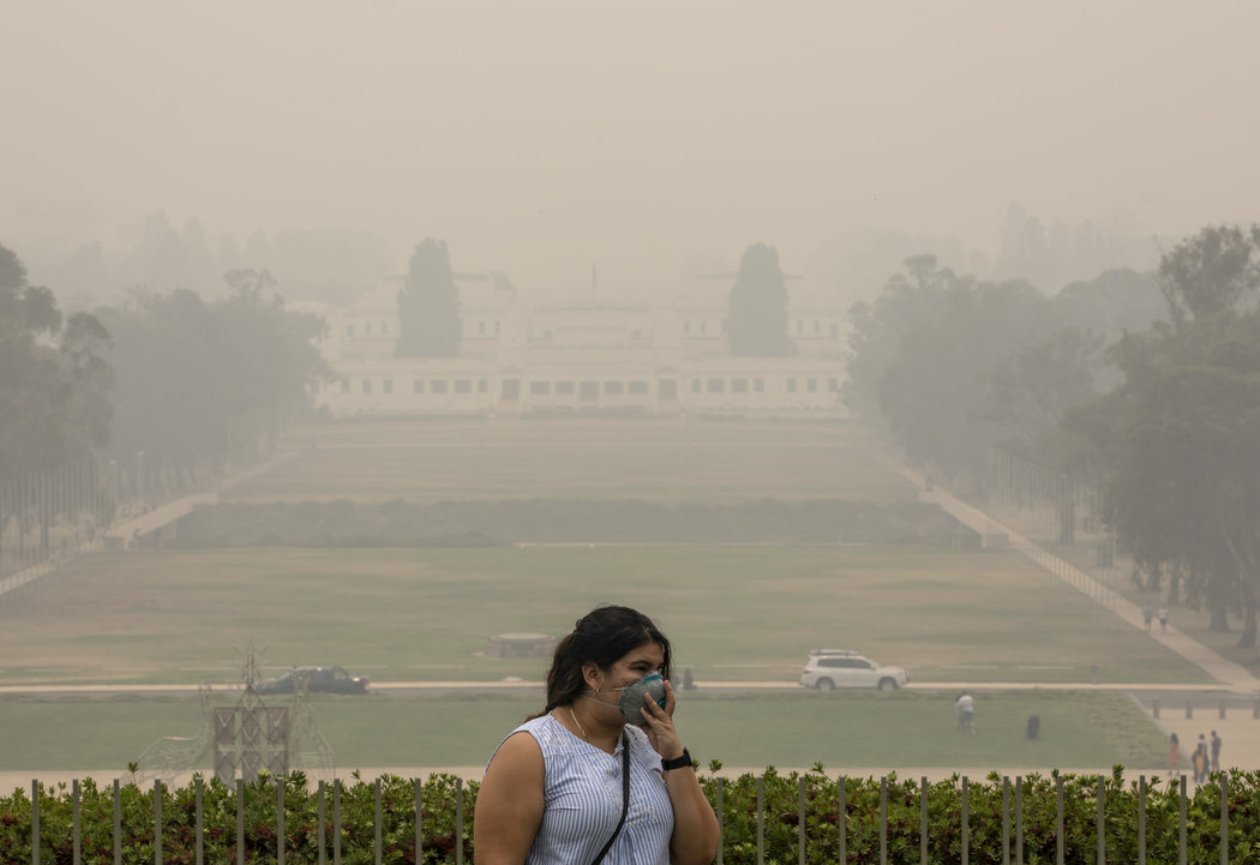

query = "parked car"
[[799, 649, 908, 692], [254, 665, 370, 695]]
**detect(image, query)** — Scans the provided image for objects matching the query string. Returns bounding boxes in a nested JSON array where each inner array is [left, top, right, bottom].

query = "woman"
[[1167, 732, 1180, 777], [474, 605, 720, 865]]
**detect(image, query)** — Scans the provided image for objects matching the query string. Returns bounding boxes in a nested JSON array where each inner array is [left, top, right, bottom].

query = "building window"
[[796, 320, 804, 335], [786, 378, 797, 393], [579, 381, 599, 401], [414, 379, 424, 393], [628, 380, 649, 395], [732, 378, 749, 393], [365, 321, 373, 335], [604, 381, 624, 395], [340, 379, 351, 394], [807, 378, 817, 393], [829, 378, 839, 392], [530, 381, 551, 395], [753, 378, 764, 393], [346, 324, 355, 338], [707, 378, 725, 393], [383, 379, 393, 394], [362, 379, 372, 394], [479, 321, 486, 335], [813, 320, 820, 334], [830, 322, 839, 339], [455, 379, 471, 394], [495, 320, 501, 335], [684, 321, 691, 334], [556, 381, 575, 395], [478, 379, 488, 393], [432, 379, 449, 394], [700, 321, 707, 334], [691, 379, 701, 393], [382, 322, 389, 336]]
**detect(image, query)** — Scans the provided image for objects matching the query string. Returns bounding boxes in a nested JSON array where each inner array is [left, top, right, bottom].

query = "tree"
[[727, 243, 791, 356], [1063, 225, 1260, 647], [1157, 224, 1260, 329], [397, 238, 460, 357]]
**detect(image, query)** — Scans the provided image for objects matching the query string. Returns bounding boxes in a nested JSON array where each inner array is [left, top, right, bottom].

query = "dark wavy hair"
[[540, 605, 672, 714]]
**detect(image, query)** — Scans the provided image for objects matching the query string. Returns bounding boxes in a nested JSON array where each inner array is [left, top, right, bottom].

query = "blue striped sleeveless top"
[[491, 713, 674, 865]]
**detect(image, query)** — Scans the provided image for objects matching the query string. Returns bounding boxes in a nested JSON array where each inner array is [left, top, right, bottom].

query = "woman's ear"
[[580, 662, 602, 692]]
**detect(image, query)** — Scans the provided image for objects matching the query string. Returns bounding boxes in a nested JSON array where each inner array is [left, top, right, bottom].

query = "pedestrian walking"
[[1193, 734, 1209, 783], [1167, 732, 1181, 777], [1157, 607, 1169, 632], [1142, 604, 1153, 630], [1211, 730, 1222, 772]]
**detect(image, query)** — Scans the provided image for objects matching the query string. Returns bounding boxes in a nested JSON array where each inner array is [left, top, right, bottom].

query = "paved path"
[[906, 468, 1260, 695]]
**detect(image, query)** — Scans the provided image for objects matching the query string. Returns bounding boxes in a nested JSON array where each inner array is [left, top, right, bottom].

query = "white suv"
[[799, 649, 909, 691]]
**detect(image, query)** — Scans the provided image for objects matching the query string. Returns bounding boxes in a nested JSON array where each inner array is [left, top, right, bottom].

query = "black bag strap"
[[591, 731, 631, 865]]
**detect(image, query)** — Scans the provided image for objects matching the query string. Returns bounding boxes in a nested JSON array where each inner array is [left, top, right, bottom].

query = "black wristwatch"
[[661, 748, 692, 772]]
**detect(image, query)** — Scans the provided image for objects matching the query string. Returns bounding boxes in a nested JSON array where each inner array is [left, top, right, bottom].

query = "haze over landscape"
[[5, 2, 1260, 301], [5, 3, 1260, 840]]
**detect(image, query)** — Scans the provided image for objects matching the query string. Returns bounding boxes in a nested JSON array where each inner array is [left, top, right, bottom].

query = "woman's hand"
[[639, 678, 685, 760]]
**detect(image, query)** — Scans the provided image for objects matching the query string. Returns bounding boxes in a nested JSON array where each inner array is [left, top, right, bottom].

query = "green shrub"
[[2, 767, 1255, 864]]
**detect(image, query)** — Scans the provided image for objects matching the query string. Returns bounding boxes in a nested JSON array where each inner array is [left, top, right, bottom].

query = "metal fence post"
[[797, 777, 806, 865], [414, 778, 423, 865], [1138, 775, 1146, 865], [236, 779, 245, 865], [154, 780, 163, 865], [879, 776, 888, 865], [1095, 775, 1105, 865], [195, 777, 204, 865], [31, 780, 40, 865], [1178, 775, 1187, 865], [72, 779, 81, 865], [1056, 775, 1065, 865], [456, 778, 465, 865], [333, 779, 342, 865], [1220, 773, 1229, 865], [920, 777, 929, 865], [114, 779, 122, 865], [961, 776, 970, 865], [317, 782, 326, 865], [1015, 776, 1024, 865]]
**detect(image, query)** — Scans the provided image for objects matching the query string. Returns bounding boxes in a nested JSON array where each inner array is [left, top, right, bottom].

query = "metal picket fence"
[[20, 771, 1245, 865]]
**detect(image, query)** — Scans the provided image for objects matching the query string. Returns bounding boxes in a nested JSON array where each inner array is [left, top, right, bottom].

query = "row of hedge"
[[3, 766, 1256, 864], [170, 499, 968, 547]]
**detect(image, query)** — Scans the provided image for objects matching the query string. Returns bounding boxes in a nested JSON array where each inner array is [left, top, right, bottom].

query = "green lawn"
[[0, 689, 1169, 772], [0, 545, 1208, 686], [224, 418, 919, 504]]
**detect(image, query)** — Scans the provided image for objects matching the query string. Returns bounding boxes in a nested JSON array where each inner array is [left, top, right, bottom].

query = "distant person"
[[1142, 604, 1153, 630], [1157, 607, 1169, 633], [955, 692, 975, 734], [1193, 734, 1209, 783], [1167, 733, 1181, 777], [1210, 730, 1222, 772], [1026, 714, 1040, 740], [682, 667, 696, 691]]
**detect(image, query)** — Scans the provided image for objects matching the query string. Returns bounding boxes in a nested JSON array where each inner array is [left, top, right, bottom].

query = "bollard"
[[1186, 700, 1193, 719]]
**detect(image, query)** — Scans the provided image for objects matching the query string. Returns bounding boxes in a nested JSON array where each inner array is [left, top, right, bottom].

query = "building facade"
[[306, 276, 849, 419]]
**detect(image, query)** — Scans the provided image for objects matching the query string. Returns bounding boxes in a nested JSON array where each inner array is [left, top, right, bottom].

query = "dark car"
[[254, 665, 369, 695]]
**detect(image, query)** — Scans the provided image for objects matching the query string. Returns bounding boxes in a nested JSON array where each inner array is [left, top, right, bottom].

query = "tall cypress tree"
[[728, 243, 791, 356], [397, 238, 460, 357]]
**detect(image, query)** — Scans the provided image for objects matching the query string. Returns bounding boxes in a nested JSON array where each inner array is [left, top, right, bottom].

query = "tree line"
[[846, 225, 1260, 647], [0, 242, 330, 565]]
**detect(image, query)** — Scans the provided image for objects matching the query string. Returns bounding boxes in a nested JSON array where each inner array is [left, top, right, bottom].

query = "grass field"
[[0, 689, 1170, 772], [0, 545, 1207, 686], [223, 418, 920, 504]]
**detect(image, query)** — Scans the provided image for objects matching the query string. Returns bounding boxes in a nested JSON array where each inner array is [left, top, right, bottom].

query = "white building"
[[306, 275, 849, 419]]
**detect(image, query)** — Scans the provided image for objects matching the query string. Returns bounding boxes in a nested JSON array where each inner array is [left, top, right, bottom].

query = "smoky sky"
[[2, 1, 1258, 294]]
